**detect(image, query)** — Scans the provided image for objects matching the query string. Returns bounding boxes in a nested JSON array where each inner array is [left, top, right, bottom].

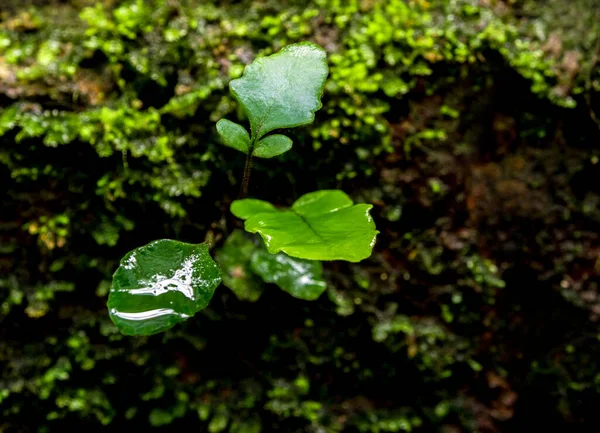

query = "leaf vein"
[[293, 211, 326, 241]]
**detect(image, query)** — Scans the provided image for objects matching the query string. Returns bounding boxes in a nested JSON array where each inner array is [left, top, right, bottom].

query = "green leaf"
[[228, 42, 328, 141], [107, 240, 222, 336], [215, 230, 326, 301], [214, 230, 263, 302], [216, 119, 250, 153], [216, 122, 293, 158], [254, 134, 293, 158], [231, 190, 378, 262], [231, 200, 275, 218], [250, 250, 326, 300]]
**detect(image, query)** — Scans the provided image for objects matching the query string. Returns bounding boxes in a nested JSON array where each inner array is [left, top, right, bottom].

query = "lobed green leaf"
[[231, 190, 378, 262]]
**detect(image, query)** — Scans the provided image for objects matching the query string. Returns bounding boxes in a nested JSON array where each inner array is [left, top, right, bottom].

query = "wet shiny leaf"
[[231, 190, 379, 262], [108, 240, 222, 336], [215, 230, 326, 301], [214, 230, 263, 302], [250, 250, 326, 300]]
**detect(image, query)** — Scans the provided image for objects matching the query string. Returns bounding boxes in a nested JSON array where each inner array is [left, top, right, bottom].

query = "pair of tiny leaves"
[[216, 42, 329, 158], [108, 190, 378, 335]]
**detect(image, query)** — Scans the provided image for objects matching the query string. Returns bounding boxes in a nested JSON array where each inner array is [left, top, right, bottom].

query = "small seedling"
[[107, 42, 379, 336]]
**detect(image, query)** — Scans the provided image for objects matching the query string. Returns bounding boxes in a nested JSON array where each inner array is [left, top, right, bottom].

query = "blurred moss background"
[[1, 0, 600, 432]]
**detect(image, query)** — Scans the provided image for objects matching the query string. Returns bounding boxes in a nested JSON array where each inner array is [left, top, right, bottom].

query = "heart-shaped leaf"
[[214, 230, 263, 302], [250, 250, 326, 300], [231, 190, 378, 262], [108, 240, 222, 336]]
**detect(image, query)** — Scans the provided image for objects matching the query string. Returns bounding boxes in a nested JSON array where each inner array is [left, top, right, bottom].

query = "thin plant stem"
[[240, 140, 255, 197]]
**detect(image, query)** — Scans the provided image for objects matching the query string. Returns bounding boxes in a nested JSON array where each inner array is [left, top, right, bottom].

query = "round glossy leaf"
[[108, 240, 222, 336], [231, 190, 379, 262]]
